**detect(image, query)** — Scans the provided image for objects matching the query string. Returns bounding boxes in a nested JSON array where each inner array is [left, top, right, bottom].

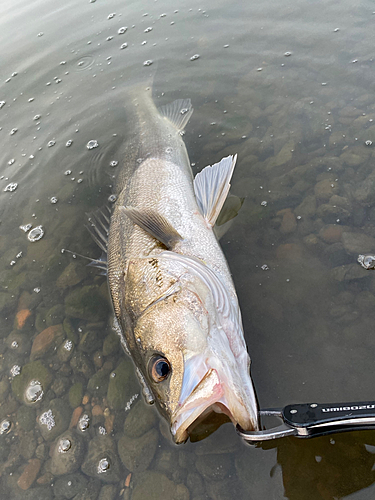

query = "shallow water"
[[1, 0, 375, 498]]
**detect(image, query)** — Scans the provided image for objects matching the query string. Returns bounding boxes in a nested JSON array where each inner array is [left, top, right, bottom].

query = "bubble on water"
[[190, 54, 200, 61], [284, 51, 292, 56], [50, 197, 58, 204], [106, 36, 114, 41], [58, 438, 72, 453], [223, 44, 229, 48], [4, 183, 18, 192], [12, 72, 18, 77], [125, 393, 139, 411], [98, 425, 107, 435], [28, 225, 44, 242], [37, 32, 44, 37], [33, 114, 41, 121], [10, 128, 18, 135], [108, 194, 117, 203], [321, 82, 327, 86], [48, 140, 56, 147], [107, 12, 116, 19], [55, 78, 62, 84], [358, 254, 375, 270], [0, 101, 5, 108], [20, 223, 32, 232], [257, 67, 263, 72], [0, 419, 12, 435], [365, 140, 373, 146], [66, 140, 73, 147], [141, 41, 147, 46], [28, 97, 34, 102], [64, 340, 73, 351], [25, 380, 44, 404], [76, 55, 94, 71], [118, 26, 127, 34], [39, 409, 55, 430], [77, 178, 83, 184], [160, 13, 166, 17], [261, 264, 269, 271], [333, 28, 340, 32], [8, 159, 15, 165], [60, 61, 66, 65], [165, 147, 172, 153], [10, 365, 21, 377], [120, 43, 128, 49], [16, 251, 22, 259], [260, 200, 268, 207], [33, 287, 41, 293], [87, 140, 99, 150], [11, 341, 19, 349], [97, 458, 110, 473], [64, 169, 72, 175], [110, 160, 118, 167], [143, 60, 153, 66], [78, 413, 90, 432], [144, 27, 153, 33], [10, 260, 16, 266]]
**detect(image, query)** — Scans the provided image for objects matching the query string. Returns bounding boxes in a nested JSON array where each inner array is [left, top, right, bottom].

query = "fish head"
[[125, 253, 258, 443]]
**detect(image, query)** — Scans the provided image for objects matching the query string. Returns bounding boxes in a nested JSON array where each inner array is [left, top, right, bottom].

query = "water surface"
[[1, 0, 375, 498]]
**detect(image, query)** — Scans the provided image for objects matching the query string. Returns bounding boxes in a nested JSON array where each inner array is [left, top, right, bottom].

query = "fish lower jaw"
[[170, 368, 255, 444]]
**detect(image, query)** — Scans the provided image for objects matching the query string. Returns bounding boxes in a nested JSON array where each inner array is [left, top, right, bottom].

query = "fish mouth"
[[171, 365, 258, 444]]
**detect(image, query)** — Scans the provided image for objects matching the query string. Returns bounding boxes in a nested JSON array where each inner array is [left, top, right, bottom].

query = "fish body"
[[100, 87, 258, 443]]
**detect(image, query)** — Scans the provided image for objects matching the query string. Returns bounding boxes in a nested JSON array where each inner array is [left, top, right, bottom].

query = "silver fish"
[[89, 86, 258, 443]]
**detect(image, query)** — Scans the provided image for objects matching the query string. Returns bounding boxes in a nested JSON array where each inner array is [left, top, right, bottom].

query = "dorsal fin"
[[193, 155, 237, 227], [120, 206, 183, 249], [158, 98, 193, 132]]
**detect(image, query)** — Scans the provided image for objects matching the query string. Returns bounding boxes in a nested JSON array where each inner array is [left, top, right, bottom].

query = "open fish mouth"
[[171, 367, 258, 444]]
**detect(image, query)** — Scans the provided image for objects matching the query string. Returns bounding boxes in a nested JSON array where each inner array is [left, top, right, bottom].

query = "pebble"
[[17, 458, 41, 490], [30, 324, 64, 360], [118, 428, 159, 472], [51, 430, 85, 475], [81, 435, 122, 483], [319, 225, 344, 244], [342, 232, 375, 255], [15, 309, 32, 330]]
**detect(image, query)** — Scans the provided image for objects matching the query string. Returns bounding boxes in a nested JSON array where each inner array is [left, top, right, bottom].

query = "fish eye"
[[149, 356, 171, 383]]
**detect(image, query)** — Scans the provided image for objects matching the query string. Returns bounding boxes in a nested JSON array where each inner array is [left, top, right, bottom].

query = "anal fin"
[[158, 98, 193, 132]]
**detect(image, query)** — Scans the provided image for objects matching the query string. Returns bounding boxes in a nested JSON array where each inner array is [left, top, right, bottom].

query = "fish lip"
[[171, 367, 257, 443], [171, 368, 225, 443]]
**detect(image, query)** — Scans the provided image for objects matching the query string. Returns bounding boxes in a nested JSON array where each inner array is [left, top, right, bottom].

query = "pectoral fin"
[[193, 155, 238, 227], [121, 206, 183, 249]]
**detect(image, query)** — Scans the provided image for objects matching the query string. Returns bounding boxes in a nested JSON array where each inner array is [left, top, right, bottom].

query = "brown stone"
[[279, 209, 297, 234], [17, 458, 41, 490], [69, 406, 83, 429], [319, 225, 344, 244], [30, 324, 64, 360], [276, 243, 303, 260], [15, 309, 32, 330], [92, 405, 103, 416]]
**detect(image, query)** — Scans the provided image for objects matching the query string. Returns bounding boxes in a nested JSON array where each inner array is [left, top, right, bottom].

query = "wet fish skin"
[[106, 87, 258, 443]]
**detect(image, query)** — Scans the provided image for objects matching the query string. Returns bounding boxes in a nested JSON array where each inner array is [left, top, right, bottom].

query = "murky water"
[[1, 0, 375, 498]]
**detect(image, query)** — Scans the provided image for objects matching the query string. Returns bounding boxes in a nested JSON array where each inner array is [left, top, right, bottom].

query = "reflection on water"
[[1, 0, 375, 498]]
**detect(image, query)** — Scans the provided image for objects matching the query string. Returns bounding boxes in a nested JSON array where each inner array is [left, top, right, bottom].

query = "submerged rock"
[[106, 360, 139, 410], [117, 428, 158, 472], [81, 435, 122, 483], [17, 458, 41, 490], [37, 399, 71, 441], [131, 471, 189, 500], [30, 324, 64, 361], [65, 285, 110, 322], [11, 360, 52, 405], [123, 399, 157, 438], [53, 472, 88, 498], [51, 430, 85, 476], [57, 262, 86, 289]]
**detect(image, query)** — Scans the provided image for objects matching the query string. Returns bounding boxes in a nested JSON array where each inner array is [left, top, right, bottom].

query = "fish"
[[88, 85, 259, 443]]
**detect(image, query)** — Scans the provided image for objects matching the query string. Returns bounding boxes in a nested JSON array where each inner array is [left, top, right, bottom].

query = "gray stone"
[[342, 232, 375, 255], [106, 359, 139, 410], [16, 406, 36, 432], [123, 399, 157, 438], [118, 428, 158, 472], [131, 471, 189, 500], [53, 472, 88, 499], [87, 368, 111, 399], [79, 330, 101, 353], [72, 478, 101, 500], [98, 484, 117, 500], [38, 399, 71, 441], [65, 286, 110, 322], [11, 360, 52, 405], [196, 453, 232, 481], [45, 304, 65, 327], [330, 264, 369, 282], [81, 435, 122, 483], [70, 352, 95, 379], [102, 333, 120, 357], [51, 430, 85, 476]]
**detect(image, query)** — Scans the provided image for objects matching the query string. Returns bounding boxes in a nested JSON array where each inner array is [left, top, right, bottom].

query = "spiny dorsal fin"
[[120, 206, 183, 249], [193, 154, 237, 227], [158, 98, 193, 132]]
